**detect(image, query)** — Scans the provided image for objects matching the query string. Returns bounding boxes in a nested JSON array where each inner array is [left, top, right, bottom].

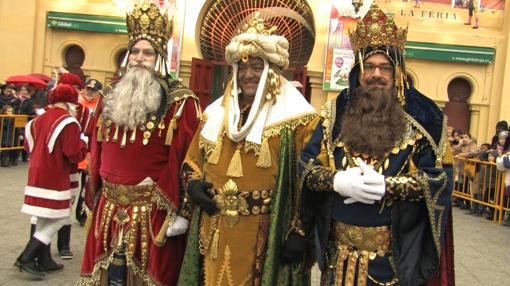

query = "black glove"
[[282, 232, 306, 264], [187, 180, 218, 215]]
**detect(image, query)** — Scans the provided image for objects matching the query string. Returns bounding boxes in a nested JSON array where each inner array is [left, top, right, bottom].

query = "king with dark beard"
[[299, 3, 455, 286], [78, 2, 200, 285]]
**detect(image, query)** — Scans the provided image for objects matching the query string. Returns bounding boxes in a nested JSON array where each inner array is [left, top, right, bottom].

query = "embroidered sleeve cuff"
[[305, 165, 335, 192], [385, 175, 424, 201], [179, 166, 199, 220]]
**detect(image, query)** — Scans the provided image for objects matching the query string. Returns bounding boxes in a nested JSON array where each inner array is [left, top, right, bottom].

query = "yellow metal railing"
[[453, 156, 508, 224], [0, 115, 30, 151]]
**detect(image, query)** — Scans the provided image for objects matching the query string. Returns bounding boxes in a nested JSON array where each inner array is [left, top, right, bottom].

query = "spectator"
[[451, 128, 462, 146], [75, 79, 102, 226], [0, 83, 20, 111], [491, 120, 508, 149], [452, 132, 477, 208], [446, 126, 454, 145], [1, 105, 22, 167], [495, 130, 509, 155], [479, 150, 499, 220], [470, 143, 491, 215], [16, 84, 37, 116]]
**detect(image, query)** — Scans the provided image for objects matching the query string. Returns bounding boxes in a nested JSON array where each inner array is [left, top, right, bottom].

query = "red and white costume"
[[22, 106, 88, 218]]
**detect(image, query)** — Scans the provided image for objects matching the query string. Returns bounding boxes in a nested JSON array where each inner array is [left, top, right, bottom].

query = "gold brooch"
[[213, 180, 249, 227]]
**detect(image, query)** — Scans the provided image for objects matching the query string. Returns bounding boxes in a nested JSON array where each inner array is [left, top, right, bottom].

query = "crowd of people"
[[9, 1, 488, 285], [0, 82, 44, 167], [449, 120, 510, 225]]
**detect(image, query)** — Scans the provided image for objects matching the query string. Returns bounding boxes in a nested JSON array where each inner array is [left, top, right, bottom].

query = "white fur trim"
[[80, 133, 89, 145], [33, 232, 52, 245], [30, 216, 38, 224], [25, 119, 35, 152], [70, 187, 79, 197], [21, 204, 70, 218], [47, 117, 80, 153], [25, 186, 72, 200]]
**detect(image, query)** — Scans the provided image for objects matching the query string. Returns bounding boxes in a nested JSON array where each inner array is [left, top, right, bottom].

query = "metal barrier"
[[453, 156, 508, 224], [0, 115, 29, 151]]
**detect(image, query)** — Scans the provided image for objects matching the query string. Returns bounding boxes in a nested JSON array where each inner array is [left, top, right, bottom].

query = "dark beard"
[[339, 85, 407, 160]]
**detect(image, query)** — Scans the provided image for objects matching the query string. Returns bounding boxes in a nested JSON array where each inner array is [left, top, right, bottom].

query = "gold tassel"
[[165, 117, 177, 146], [210, 228, 220, 260], [154, 215, 172, 245], [256, 137, 272, 168], [226, 149, 243, 178], [130, 128, 136, 143], [112, 126, 119, 142], [158, 119, 165, 137], [96, 116, 103, 142], [120, 128, 127, 148], [208, 138, 223, 164], [83, 209, 94, 235]]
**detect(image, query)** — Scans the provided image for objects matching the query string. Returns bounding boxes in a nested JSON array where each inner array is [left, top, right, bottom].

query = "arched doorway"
[[444, 77, 472, 133], [191, 0, 316, 108], [64, 45, 86, 83]]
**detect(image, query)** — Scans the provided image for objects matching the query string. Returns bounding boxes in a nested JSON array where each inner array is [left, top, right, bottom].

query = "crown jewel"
[[349, 3, 408, 52], [239, 13, 278, 36], [126, 1, 173, 60]]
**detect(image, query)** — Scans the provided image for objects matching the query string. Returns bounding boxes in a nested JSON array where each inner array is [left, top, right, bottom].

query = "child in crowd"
[[1, 105, 22, 167], [452, 132, 478, 208], [480, 150, 499, 220], [470, 143, 491, 215], [495, 130, 509, 155]]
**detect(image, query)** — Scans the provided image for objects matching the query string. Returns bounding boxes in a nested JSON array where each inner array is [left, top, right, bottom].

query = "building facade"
[[0, 0, 509, 143]]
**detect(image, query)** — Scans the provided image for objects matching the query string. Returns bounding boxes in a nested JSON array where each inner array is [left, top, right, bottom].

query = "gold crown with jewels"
[[349, 3, 408, 52], [126, 1, 173, 60]]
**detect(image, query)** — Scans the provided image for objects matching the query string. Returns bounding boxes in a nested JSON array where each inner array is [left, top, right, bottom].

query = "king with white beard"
[[78, 2, 201, 285]]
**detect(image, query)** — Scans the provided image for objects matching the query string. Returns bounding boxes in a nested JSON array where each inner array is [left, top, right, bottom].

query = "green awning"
[[47, 12, 126, 34], [405, 41, 495, 64]]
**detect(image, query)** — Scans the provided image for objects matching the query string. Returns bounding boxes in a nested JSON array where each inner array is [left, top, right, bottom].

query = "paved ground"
[[1, 164, 510, 285]]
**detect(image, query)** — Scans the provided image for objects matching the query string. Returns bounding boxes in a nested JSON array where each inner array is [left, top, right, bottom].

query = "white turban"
[[225, 32, 289, 70]]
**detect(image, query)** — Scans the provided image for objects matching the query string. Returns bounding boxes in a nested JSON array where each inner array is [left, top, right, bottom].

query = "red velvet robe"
[[21, 107, 88, 218], [79, 93, 199, 286]]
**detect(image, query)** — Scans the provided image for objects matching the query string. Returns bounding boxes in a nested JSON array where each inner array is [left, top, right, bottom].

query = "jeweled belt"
[[97, 180, 156, 272], [211, 179, 272, 226], [331, 222, 397, 286], [103, 180, 154, 206], [199, 179, 273, 259]]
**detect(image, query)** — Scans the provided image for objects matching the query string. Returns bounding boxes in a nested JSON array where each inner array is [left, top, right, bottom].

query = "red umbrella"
[[5, 75, 47, 89], [29, 73, 52, 83]]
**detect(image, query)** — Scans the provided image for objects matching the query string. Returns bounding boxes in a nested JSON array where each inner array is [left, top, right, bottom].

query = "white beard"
[[103, 62, 161, 129]]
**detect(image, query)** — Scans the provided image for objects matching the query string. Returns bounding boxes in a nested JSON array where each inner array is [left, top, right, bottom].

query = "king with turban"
[[178, 13, 317, 286]]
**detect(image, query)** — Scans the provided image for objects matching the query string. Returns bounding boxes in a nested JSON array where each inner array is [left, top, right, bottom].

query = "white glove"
[[343, 158, 386, 204], [80, 133, 89, 145], [333, 166, 378, 204], [166, 216, 189, 237]]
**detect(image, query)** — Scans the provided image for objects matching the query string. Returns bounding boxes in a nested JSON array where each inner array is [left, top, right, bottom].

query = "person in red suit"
[[78, 1, 200, 285], [15, 83, 88, 279], [54, 72, 89, 259]]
